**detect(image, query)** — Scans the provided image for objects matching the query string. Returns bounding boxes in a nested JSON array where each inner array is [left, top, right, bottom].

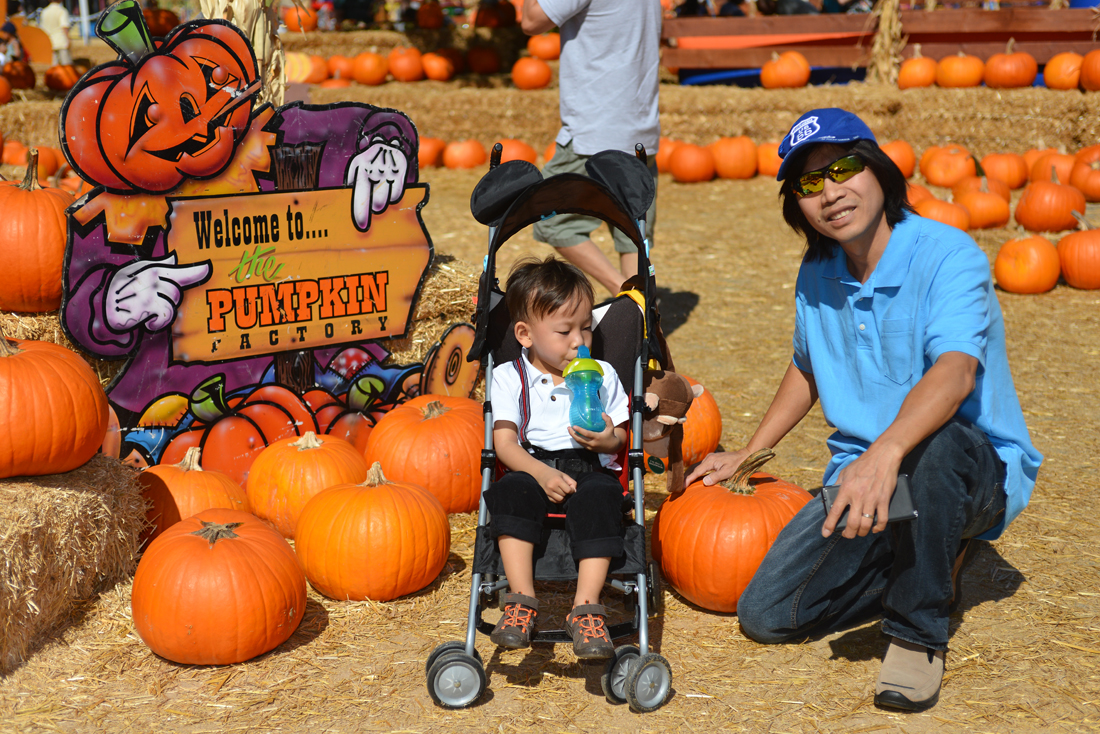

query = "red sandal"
[[565, 604, 614, 659], [490, 593, 539, 649]]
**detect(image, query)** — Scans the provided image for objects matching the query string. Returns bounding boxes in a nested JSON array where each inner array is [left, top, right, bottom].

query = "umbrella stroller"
[[424, 144, 672, 713]]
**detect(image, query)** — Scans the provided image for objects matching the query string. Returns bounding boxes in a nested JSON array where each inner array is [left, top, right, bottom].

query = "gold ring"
[[862, 513, 874, 519]]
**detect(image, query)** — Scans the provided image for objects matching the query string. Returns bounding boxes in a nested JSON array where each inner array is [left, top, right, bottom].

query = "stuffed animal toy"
[[642, 369, 704, 495]]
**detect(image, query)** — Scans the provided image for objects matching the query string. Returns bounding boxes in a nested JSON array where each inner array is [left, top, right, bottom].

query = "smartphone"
[[820, 474, 919, 531]]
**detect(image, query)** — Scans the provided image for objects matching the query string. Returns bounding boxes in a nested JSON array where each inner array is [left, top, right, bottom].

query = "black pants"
[[484, 468, 626, 560]]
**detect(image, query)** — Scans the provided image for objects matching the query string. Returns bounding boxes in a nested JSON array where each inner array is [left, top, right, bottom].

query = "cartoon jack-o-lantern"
[[61, 5, 260, 194]]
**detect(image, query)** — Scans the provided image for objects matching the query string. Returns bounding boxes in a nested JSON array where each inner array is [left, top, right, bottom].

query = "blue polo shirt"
[[792, 214, 1041, 540]]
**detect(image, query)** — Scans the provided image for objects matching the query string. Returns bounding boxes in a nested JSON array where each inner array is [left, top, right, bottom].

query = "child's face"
[[515, 295, 593, 377]]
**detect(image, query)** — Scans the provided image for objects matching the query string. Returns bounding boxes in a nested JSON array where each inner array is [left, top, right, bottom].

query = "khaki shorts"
[[532, 140, 658, 254]]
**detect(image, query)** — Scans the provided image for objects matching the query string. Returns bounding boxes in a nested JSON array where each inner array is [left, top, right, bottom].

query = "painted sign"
[[59, 0, 478, 482]]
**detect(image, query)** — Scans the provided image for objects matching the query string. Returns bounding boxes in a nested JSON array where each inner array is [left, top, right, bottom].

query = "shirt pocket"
[[879, 317, 915, 385]]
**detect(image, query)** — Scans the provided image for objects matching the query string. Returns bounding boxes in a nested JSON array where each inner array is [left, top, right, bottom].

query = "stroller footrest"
[[473, 523, 647, 580]]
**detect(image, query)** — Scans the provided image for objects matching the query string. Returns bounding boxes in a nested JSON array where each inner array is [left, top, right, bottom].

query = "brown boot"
[[565, 604, 614, 659], [874, 637, 945, 711], [490, 593, 539, 649]]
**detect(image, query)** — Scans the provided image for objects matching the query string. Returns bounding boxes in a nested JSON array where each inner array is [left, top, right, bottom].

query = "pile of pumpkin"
[[2, 138, 95, 197], [0, 59, 89, 103], [285, 31, 559, 88], [899, 41, 1100, 91]]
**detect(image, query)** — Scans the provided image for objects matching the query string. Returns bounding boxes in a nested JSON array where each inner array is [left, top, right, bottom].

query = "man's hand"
[[347, 136, 408, 232], [568, 414, 624, 454], [683, 448, 751, 489], [534, 465, 577, 503], [822, 450, 902, 539], [105, 254, 211, 332]]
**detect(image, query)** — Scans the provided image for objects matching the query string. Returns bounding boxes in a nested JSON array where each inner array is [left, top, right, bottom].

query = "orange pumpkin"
[[756, 142, 782, 178], [497, 138, 538, 164], [880, 140, 916, 178], [669, 144, 716, 183], [352, 51, 389, 85], [710, 136, 757, 179], [983, 38, 1037, 89], [0, 149, 75, 312], [2, 60, 35, 89], [306, 55, 329, 83], [907, 182, 935, 206], [422, 52, 455, 81], [527, 33, 561, 61], [0, 76, 10, 105], [295, 462, 451, 601], [364, 395, 484, 514], [980, 152, 1029, 189], [1069, 158, 1100, 202], [327, 54, 354, 79], [1079, 49, 1100, 92], [141, 447, 250, 545], [915, 198, 970, 231], [544, 141, 557, 163], [955, 186, 1010, 230], [435, 47, 465, 74], [467, 46, 501, 75], [1030, 153, 1076, 189], [760, 51, 810, 89], [1057, 214, 1100, 289], [388, 47, 424, 82], [1024, 146, 1058, 175], [1043, 52, 1083, 90], [651, 449, 812, 613], [131, 508, 306, 665], [646, 374, 722, 471], [994, 236, 1060, 294], [936, 52, 984, 88], [2, 139, 27, 165], [319, 77, 351, 89], [953, 174, 1010, 204], [45, 64, 82, 91], [443, 139, 488, 169], [512, 56, 552, 90], [898, 44, 936, 89], [419, 136, 447, 168], [1015, 170, 1087, 233], [0, 333, 109, 479], [284, 4, 318, 32], [921, 145, 975, 188], [655, 138, 683, 174], [246, 432, 369, 538]]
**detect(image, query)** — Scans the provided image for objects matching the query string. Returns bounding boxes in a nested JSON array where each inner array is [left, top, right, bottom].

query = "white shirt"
[[39, 2, 72, 51], [492, 347, 630, 469]]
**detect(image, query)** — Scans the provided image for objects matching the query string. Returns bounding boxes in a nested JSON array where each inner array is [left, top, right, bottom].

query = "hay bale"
[[0, 454, 146, 675]]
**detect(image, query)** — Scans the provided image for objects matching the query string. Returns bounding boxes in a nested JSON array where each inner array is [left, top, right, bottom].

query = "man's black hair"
[[778, 139, 916, 262]]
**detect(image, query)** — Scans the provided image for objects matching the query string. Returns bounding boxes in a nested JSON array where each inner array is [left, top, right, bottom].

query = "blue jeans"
[[737, 418, 1007, 651]]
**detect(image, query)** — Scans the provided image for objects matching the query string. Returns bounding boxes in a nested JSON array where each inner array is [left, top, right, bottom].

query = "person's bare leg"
[[554, 240, 627, 294], [497, 536, 535, 597], [619, 252, 638, 282], [573, 556, 611, 607]]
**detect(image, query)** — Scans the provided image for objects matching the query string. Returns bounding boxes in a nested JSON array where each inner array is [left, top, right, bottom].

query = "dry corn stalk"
[[199, 0, 303, 107], [867, 0, 903, 85]]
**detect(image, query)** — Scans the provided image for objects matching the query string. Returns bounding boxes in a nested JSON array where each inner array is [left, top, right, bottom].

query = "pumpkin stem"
[[1006, 37, 1016, 55], [178, 446, 204, 471], [191, 521, 243, 548], [289, 431, 324, 451], [1073, 210, 1092, 230], [973, 156, 986, 178], [719, 448, 776, 496], [20, 149, 44, 193], [912, 43, 923, 59], [421, 400, 451, 420], [365, 461, 389, 486]]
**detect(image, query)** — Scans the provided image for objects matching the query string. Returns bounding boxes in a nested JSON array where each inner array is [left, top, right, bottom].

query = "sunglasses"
[[793, 154, 866, 198]]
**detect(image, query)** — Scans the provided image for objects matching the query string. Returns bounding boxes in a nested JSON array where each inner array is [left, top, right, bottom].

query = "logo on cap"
[[789, 116, 821, 147]]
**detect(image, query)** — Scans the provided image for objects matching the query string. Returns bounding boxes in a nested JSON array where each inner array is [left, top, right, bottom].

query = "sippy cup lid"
[[563, 345, 604, 378]]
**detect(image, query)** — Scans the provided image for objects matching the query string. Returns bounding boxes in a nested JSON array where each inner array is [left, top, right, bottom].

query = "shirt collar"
[[519, 347, 553, 388], [821, 213, 917, 294]]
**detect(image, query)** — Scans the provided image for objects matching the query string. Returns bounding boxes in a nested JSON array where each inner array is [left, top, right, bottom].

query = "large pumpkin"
[[760, 51, 810, 89], [955, 183, 1010, 230], [246, 431, 368, 538], [983, 38, 1037, 89], [140, 446, 250, 545], [1043, 52, 1083, 90], [388, 46, 424, 82], [921, 145, 975, 188], [295, 462, 451, 601], [527, 33, 561, 61], [283, 4, 318, 32], [421, 52, 455, 81], [936, 52, 984, 87], [0, 333, 109, 479], [352, 51, 388, 85], [61, 20, 259, 193], [1080, 49, 1100, 92], [0, 149, 75, 312], [1015, 170, 1086, 233], [364, 395, 484, 514], [1057, 215, 1100, 290], [994, 236, 1060, 294], [2, 60, 35, 89], [880, 140, 916, 178], [646, 375, 722, 471], [131, 508, 306, 665], [669, 144, 716, 183], [497, 138, 538, 164], [651, 449, 812, 613], [710, 136, 757, 180], [980, 152, 1029, 190], [915, 198, 970, 231], [897, 44, 936, 89], [443, 139, 488, 169], [512, 56, 552, 90], [44, 64, 83, 91]]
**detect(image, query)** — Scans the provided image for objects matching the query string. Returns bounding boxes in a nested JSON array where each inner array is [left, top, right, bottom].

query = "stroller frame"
[[425, 145, 673, 713]]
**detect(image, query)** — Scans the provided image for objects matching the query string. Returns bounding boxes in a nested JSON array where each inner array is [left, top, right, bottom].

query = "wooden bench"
[[661, 8, 1100, 69]]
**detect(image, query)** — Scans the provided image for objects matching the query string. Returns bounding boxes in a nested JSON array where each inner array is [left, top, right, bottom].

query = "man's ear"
[[514, 320, 534, 348]]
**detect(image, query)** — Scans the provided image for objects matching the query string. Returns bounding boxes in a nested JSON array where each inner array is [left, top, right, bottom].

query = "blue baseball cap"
[[775, 108, 877, 181]]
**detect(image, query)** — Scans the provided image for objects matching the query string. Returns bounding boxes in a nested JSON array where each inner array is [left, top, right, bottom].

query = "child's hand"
[[569, 414, 624, 454], [534, 466, 577, 503]]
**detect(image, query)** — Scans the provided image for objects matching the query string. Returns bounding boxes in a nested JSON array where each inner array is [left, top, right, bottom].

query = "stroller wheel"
[[647, 561, 665, 617], [624, 653, 673, 713], [425, 641, 481, 675], [600, 644, 640, 704], [427, 652, 486, 709]]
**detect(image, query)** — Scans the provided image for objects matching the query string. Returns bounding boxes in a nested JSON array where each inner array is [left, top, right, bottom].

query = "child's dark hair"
[[505, 256, 595, 323]]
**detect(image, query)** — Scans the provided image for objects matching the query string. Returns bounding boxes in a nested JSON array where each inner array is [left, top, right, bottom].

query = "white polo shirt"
[[492, 348, 630, 469]]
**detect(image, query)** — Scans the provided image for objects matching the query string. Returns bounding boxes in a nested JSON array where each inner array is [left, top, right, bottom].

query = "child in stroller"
[[485, 256, 630, 660]]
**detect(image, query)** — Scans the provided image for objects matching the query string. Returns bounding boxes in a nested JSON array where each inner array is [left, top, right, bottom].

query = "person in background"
[[38, 0, 71, 66], [686, 108, 1041, 711], [521, 0, 661, 295], [0, 20, 24, 65]]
